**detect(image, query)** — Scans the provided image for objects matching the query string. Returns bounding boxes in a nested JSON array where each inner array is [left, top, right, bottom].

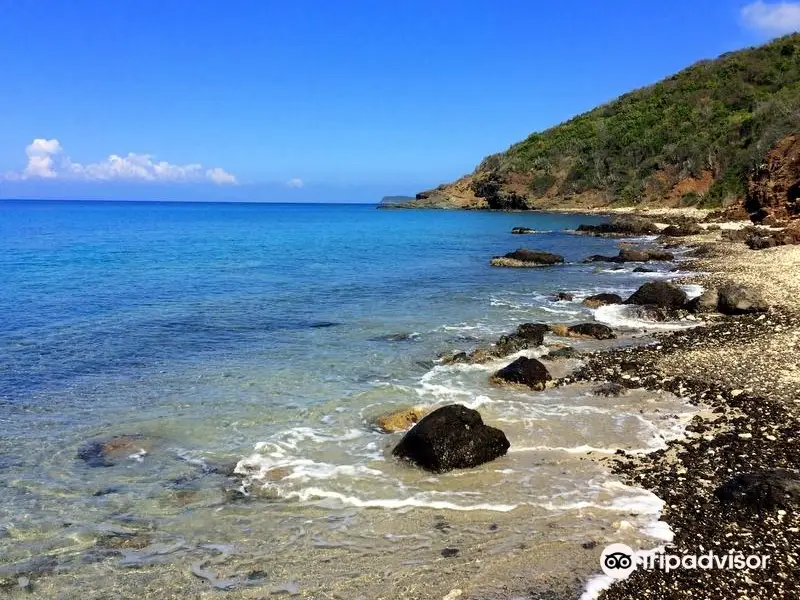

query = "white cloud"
[[741, 2, 800, 35], [286, 178, 304, 188], [4, 138, 238, 185]]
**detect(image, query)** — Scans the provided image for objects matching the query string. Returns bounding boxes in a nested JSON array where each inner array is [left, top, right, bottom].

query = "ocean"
[[0, 200, 699, 598]]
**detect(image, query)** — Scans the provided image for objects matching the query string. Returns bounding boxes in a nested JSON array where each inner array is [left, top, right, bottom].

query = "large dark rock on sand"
[[490, 249, 565, 267], [576, 216, 658, 237], [77, 435, 152, 467], [582, 293, 623, 308], [392, 405, 510, 472], [624, 282, 687, 309], [715, 470, 800, 512], [567, 323, 616, 340], [491, 356, 552, 390], [716, 283, 768, 315]]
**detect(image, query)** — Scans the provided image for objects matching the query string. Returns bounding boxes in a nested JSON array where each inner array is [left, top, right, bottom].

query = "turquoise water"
[[0, 201, 697, 598]]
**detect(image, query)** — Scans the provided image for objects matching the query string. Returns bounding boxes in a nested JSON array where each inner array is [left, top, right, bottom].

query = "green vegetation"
[[476, 34, 800, 207]]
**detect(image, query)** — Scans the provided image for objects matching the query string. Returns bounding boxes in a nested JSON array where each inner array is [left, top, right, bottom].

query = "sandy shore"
[[564, 228, 800, 599]]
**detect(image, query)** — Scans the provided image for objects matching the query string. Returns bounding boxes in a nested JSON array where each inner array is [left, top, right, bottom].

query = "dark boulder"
[[515, 323, 549, 344], [511, 227, 535, 234], [491, 356, 552, 390], [715, 470, 800, 512], [554, 292, 574, 301], [716, 284, 768, 315], [582, 293, 623, 308], [632, 266, 655, 273], [624, 282, 687, 309], [491, 249, 565, 267], [566, 323, 616, 340], [392, 405, 510, 472]]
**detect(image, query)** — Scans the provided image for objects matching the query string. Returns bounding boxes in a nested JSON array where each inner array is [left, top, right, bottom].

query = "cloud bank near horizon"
[[741, 2, 800, 35], [3, 139, 238, 185]]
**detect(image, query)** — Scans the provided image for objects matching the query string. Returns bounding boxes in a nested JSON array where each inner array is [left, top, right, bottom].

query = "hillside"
[[413, 34, 800, 211]]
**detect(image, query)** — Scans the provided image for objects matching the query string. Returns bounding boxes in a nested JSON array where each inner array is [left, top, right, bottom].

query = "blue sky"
[[1, 0, 798, 202]]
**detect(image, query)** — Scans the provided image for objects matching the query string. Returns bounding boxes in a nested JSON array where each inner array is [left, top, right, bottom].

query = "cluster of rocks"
[[575, 216, 659, 237], [562, 309, 800, 600]]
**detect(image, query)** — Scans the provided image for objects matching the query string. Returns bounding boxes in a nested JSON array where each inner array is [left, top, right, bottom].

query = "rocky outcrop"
[[717, 283, 769, 315], [715, 469, 800, 512], [490, 249, 565, 267], [511, 227, 535, 234], [746, 134, 800, 223], [77, 435, 152, 467], [374, 407, 427, 433], [746, 221, 800, 249], [576, 217, 658, 237], [585, 247, 674, 263], [471, 172, 530, 210], [490, 357, 552, 390], [392, 405, 510, 472], [624, 281, 688, 308], [582, 293, 623, 308]]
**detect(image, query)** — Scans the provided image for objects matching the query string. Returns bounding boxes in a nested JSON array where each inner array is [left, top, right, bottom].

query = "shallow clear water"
[[0, 200, 698, 598]]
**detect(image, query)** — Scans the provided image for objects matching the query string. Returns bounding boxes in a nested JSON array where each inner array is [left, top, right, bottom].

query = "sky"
[[1, 0, 799, 203]]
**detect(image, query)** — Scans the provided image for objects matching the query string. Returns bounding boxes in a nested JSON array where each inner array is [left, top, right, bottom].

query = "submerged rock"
[[632, 266, 655, 273], [715, 470, 800, 512], [624, 281, 688, 309], [490, 249, 565, 267], [593, 382, 627, 397], [374, 407, 427, 433], [716, 283, 769, 315], [511, 227, 535, 234], [566, 323, 616, 340], [582, 293, 623, 308], [554, 292, 574, 301], [392, 405, 510, 472], [490, 356, 551, 390], [77, 435, 152, 467]]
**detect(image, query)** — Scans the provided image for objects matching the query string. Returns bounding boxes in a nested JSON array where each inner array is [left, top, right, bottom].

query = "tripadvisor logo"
[[600, 543, 770, 579]]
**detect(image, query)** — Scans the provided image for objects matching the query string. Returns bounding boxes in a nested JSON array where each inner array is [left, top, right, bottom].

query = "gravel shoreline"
[[562, 232, 800, 599]]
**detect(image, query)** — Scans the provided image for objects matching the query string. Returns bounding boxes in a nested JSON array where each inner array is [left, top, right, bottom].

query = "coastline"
[[563, 227, 800, 599]]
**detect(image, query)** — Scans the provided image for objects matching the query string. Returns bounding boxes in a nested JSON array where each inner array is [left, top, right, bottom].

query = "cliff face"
[[415, 34, 800, 211], [746, 135, 800, 223]]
